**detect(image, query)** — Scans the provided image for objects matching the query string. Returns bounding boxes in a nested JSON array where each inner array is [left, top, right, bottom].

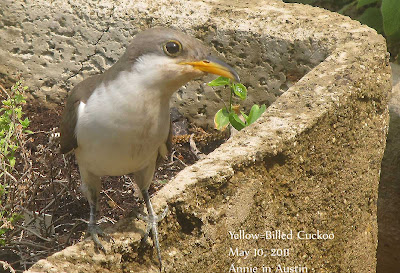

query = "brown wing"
[[59, 75, 102, 154], [166, 119, 173, 154], [60, 94, 79, 154]]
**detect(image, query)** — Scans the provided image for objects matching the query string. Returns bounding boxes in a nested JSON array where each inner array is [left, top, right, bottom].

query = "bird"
[[59, 27, 239, 270]]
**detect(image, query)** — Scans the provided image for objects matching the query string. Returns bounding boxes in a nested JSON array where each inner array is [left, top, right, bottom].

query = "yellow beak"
[[181, 56, 240, 82]]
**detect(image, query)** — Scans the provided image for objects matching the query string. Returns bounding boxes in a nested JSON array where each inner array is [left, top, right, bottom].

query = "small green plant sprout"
[[0, 81, 32, 171], [208, 76, 266, 131], [157, 179, 169, 185], [0, 81, 31, 246]]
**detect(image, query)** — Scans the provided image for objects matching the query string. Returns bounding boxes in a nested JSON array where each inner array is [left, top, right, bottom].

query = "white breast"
[[74, 69, 171, 177]]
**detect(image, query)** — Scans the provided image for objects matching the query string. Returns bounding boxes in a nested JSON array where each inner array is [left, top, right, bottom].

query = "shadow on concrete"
[[377, 110, 400, 273]]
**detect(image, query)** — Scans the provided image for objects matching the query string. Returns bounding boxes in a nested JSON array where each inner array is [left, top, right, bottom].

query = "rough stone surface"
[[0, 0, 327, 128], [1, 0, 391, 272], [377, 63, 400, 272]]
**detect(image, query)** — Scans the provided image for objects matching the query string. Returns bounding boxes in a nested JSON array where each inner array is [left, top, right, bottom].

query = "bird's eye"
[[163, 40, 182, 57]]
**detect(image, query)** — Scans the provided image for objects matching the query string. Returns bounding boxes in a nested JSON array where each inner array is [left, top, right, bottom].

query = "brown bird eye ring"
[[163, 40, 182, 57]]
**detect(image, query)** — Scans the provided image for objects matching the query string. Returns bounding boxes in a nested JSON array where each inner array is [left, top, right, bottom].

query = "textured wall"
[[0, 0, 327, 127], [1, 0, 389, 272]]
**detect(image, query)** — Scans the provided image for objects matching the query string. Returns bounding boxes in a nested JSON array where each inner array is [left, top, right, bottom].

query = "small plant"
[[208, 76, 266, 131], [0, 81, 31, 246], [157, 179, 169, 185], [0, 81, 31, 170]]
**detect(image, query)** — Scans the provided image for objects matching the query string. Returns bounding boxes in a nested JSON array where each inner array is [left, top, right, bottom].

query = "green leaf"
[[157, 179, 169, 185], [232, 83, 247, 100], [20, 117, 30, 128], [382, 0, 400, 36], [247, 104, 267, 126], [0, 184, 5, 196], [240, 111, 249, 120], [208, 76, 231, 87], [357, 0, 379, 8], [214, 108, 230, 131], [9, 157, 16, 168], [229, 113, 246, 131], [10, 213, 22, 223], [358, 7, 384, 34]]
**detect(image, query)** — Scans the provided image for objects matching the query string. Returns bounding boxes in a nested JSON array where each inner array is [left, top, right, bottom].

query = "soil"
[[0, 99, 228, 273]]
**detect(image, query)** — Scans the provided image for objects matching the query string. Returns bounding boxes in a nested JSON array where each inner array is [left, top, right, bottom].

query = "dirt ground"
[[0, 96, 227, 273]]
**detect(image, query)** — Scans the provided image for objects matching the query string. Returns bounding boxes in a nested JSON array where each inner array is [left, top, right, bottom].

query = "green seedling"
[[0, 80, 31, 245], [0, 81, 31, 170], [208, 76, 266, 131], [157, 179, 169, 185]]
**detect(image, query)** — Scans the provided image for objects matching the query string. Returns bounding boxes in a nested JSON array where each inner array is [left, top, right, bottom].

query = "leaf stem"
[[228, 80, 233, 113]]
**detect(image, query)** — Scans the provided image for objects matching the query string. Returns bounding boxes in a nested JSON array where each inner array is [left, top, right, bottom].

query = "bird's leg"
[[139, 189, 168, 271], [87, 202, 109, 253], [133, 162, 168, 271], [80, 169, 112, 253]]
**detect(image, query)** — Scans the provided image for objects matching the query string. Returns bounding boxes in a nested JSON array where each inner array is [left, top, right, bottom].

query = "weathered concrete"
[[0, 0, 327, 128], [1, 0, 390, 272]]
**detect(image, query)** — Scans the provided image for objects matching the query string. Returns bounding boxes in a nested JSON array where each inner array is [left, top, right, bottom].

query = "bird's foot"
[[86, 224, 114, 253], [135, 206, 168, 271], [135, 206, 168, 243], [135, 206, 169, 224]]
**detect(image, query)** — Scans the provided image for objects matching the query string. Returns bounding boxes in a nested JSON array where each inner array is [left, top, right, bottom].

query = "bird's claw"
[[135, 206, 169, 223], [135, 205, 168, 271], [87, 224, 114, 253], [135, 206, 168, 244]]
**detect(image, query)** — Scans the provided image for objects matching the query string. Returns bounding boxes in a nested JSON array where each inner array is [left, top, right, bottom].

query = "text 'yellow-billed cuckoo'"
[[60, 27, 239, 270]]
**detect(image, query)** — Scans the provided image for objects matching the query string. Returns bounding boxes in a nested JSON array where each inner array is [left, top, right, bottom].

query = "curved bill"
[[180, 55, 240, 82]]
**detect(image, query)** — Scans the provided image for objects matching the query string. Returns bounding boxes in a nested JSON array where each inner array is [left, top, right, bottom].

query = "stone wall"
[[1, 0, 328, 127]]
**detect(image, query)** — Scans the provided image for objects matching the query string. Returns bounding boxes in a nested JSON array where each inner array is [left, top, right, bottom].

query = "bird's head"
[[118, 27, 239, 95]]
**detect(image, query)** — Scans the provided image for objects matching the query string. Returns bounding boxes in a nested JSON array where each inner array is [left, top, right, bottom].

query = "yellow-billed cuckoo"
[[60, 27, 239, 270]]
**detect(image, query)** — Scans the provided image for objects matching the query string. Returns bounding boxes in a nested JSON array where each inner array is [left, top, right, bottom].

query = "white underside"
[[74, 56, 178, 179]]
